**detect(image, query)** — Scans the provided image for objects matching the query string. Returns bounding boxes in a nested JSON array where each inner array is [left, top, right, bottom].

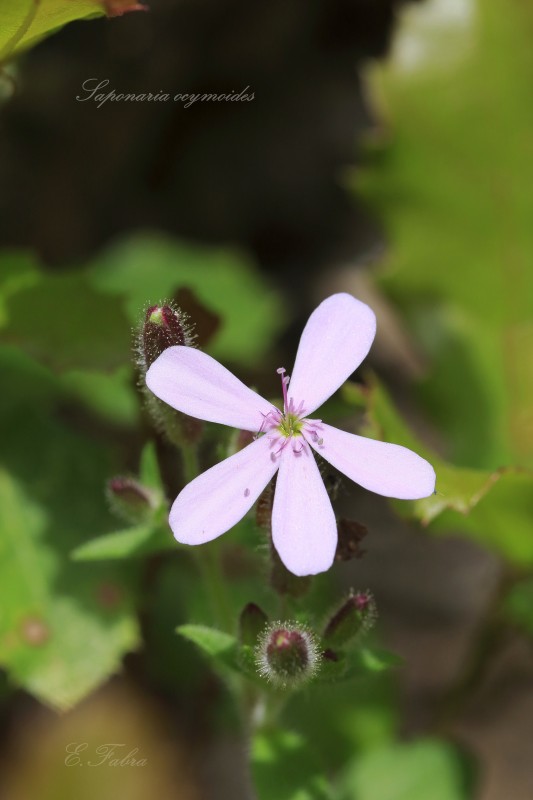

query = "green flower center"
[[277, 412, 303, 438]]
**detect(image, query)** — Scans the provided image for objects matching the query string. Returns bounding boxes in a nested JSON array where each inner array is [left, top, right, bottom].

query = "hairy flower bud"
[[106, 476, 158, 524], [323, 591, 377, 649], [239, 603, 269, 646], [255, 623, 320, 688], [142, 304, 190, 369], [137, 302, 202, 446]]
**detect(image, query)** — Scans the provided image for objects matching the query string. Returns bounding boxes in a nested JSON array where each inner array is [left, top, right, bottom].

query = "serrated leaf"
[[356, 0, 533, 470], [0, 469, 139, 710], [0, 347, 140, 709], [346, 378, 533, 565]]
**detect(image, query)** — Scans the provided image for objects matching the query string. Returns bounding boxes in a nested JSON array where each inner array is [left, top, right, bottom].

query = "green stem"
[[193, 545, 234, 632], [181, 444, 199, 484]]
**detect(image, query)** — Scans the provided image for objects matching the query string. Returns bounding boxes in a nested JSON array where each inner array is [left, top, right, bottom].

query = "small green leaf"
[[71, 524, 173, 561], [315, 647, 403, 684], [177, 624, 238, 662], [139, 441, 163, 490], [356, 648, 404, 673]]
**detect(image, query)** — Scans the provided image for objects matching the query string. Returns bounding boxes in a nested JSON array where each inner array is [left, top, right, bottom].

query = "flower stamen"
[[276, 367, 290, 414]]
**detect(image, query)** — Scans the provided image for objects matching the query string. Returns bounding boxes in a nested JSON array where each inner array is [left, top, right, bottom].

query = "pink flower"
[[146, 294, 436, 576]]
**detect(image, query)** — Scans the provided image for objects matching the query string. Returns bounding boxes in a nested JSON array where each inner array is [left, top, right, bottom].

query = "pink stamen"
[[292, 440, 306, 456], [276, 367, 290, 413], [256, 408, 282, 437]]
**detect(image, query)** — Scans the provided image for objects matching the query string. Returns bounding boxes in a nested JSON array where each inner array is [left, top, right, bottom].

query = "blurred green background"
[[1, 0, 533, 798]]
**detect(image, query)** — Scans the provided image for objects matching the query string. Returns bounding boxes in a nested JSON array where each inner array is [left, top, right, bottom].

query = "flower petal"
[[288, 293, 376, 415], [169, 435, 279, 545], [146, 346, 276, 431], [307, 423, 436, 499], [271, 446, 338, 576]]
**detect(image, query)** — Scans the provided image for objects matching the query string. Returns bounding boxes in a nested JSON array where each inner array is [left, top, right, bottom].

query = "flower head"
[[255, 622, 320, 688], [146, 293, 436, 576]]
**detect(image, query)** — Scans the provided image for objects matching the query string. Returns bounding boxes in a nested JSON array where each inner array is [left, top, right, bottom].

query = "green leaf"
[[139, 441, 163, 490], [176, 624, 239, 672], [347, 378, 533, 565], [315, 646, 403, 684], [1, 269, 131, 372], [0, 1, 144, 61], [71, 442, 169, 560], [88, 232, 286, 366], [71, 524, 174, 561], [356, 647, 404, 674], [0, 346, 140, 709], [341, 739, 468, 800], [0, 0, 105, 61], [60, 367, 139, 428], [356, 0, 533, 470], [0, 468, 139, 710], [252, 730, 333, 800], [0, 251, 40, 325]]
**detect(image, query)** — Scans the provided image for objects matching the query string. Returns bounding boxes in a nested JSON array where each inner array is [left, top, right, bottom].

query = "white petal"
[[307, 423, 436, 499], [169, 435, 279, 544], [288, 294, 376, 416], [271, 445, 337, 576], [146, 346, 276, 431]]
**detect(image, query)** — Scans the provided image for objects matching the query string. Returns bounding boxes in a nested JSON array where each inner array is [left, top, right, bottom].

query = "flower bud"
[[255, 623, 320, 688], [106, 476, 158, 524], [141, 304, 191, 369], [239, 603, 269, 646], [137, 302, 202, 446], [322, 591, 377, 649]]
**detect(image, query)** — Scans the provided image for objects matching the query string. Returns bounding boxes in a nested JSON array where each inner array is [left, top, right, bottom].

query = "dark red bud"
[[323, 591, 377, 649], [142, 304, 188, 369], [107, 476, 156, 523]]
